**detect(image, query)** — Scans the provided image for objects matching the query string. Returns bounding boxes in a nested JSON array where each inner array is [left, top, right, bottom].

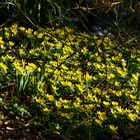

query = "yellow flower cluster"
[[0, 24, 140, 135]]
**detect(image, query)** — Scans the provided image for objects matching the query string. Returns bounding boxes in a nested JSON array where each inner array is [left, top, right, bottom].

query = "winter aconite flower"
[[0, 62, 8, 72], [108, 125, 118, 132], [128, 113, 138, 121], [9, 41, 15, 46]]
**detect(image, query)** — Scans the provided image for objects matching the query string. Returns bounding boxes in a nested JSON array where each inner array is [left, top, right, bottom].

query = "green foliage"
[[0, 0, 139, 32], [0, 0, 64, 28], [0, 24, 140, 139]]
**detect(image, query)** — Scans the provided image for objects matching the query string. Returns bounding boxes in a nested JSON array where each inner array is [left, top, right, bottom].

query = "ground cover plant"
[[0, 23, 140, 139]]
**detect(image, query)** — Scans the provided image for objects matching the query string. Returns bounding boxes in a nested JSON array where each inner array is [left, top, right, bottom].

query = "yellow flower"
[[115, 81, 121, 87], [76, 97, 82, 103], [84, 104, 95, 110], [65, 26, 74, 33], [36, 98, 45, 104], [19, 26, 25, 31], [94, 63, 101, 69], [103, 101, 110, 106], [61, 81, 73, 87], [131, 53, 136, 58], [46, 94, 55, 102], [38, 88, 46, 94], [73, 102, 80, 108], [26, 63, 37, 73], [110, 108, 117, 115], [102, 91, 107, 95], [0, 62, 8, 72], [61, 112, 73, 119], [76, 84, 85, 92], [97, 111, 107, 121], [104, 37, 110, 43], [87, 62, 92, 66], [96, 56, 102, 62], [121, 59, 126, 67], [37, 67, 41, 72], [85, 73, 92, 81], [116, 106, 123, 114], [94, 88, 102, 95], [38, 33, 43, 38], [64, 105, 70, 109], [117, 68, 127, 77], [33, 31, 38, 36], [86, 93, 93, 100], [97, 39, 102, 46], [108, 73, 115, 79], [43, 107, 50, 112], [52, 85, 59, 91], [49, 61, 57, 67], [93, 76, 98, 80], [61, 64, 69, 70], [112, 101, 118, 106], [55, 101, 62, 109], [13, 60, 26, 76], [94, 96, 100, 103], [59, 98, 69, 104], [93, 35, 98, 40], [17, 67, 26, 75], [118, 53, 122, 58], [124, 108, 131, 113], [7, 55, 15, 61], [136, 101, 140, 105], [132, 73, 139, 81], [128, 113, 138, 121], [1, 44, 6, 50], [130, 94, 136, 99], [29, 49, 36, 55], [81, 47, 88, 53], [9, 41, 15, 46], [55, 42, 62, 48], [10, 23, 18, 35], [76, 69, 82, 76], [95, 118, 102, 125], [19, 48, 25, 55], [116, 91, 122, 97], [25, 28, 33, 34], [108, 125, 118, 132], [5, 31, 10, 38]]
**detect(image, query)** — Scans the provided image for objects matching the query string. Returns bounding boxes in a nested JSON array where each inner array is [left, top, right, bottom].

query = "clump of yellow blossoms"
[[0, 23, 140, 138]]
